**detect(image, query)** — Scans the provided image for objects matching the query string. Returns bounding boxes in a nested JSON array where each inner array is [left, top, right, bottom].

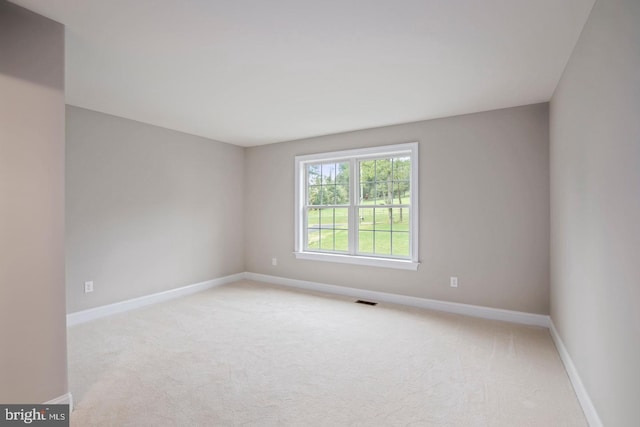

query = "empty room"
[[1, 0, 638, 426]]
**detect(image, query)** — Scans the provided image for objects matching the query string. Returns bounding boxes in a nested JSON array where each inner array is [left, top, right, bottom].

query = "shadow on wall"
[[0, 3, 64, 89]]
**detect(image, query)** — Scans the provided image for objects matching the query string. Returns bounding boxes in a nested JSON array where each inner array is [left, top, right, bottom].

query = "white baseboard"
[[244, 272, 550, 328], [549, 321, 603, 427], [44, 392, 73, 410], [67, 273, 245, 326], [68, 271, 548, 328]]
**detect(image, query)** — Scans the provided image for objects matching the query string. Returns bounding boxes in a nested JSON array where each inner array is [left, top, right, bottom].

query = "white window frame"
[[294, 142, 419, 271]]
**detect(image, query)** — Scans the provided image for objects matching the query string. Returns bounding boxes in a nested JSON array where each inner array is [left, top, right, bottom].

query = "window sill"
[[294, 251, 420, 271]]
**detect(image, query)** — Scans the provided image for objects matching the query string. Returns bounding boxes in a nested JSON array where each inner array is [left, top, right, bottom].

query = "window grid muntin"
[[304, 206, 350, 254], [356, 207, 411, 259], [305, 161, 350, 207], [356, 155, 411, 259]]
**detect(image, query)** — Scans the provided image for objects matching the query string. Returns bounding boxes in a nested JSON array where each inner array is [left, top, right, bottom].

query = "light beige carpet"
[[68, 280, 586, 426]]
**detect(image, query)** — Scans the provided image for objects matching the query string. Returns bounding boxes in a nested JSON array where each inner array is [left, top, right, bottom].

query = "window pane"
[[308, 162, 350, 207], [360, 160, 375, 184], [334, 208, 348, 230], [376, 180, 392, 202], [371, 183, 379, 203], [335, 185, 349, 205], [304, 208, 350, 253], [334, 229, 348, 252], [321, 163, 335, 184], [318, 208, 349, 230], [373, 231, 391, 255], [324, 185, 336, 205], [358, 208, 374, 230], [375, 159, 392, 182], [307, 164, 321, 185], [360, 183, 373, 203], [358, 230, 373, 253], [392, 181, 410, 204], [392, 232, 410, 256], [319, 229, 334, 251], [391, 208, 410, 230], [307, 208, 320, 227], [323, 185, 348, 205], [335, 162, 350, 186], [319, 208, 334, 228], [380, 183, 389, 203], [360, 160, 375, 203], [307, 229, 320, 249], [360, 157, 410, 206], [308, 185, 322, 205], [374, 208, 392, 231], [393, 156, 410, 180]]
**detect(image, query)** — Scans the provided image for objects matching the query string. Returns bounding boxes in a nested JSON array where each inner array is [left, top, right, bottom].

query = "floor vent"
[[355, 300, 377, 306]]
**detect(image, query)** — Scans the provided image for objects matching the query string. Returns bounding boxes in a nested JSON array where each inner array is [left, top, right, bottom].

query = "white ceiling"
[[12, 0, 594, 147]]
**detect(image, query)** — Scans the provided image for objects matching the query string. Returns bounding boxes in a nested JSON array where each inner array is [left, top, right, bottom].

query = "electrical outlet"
[[450, 277, 458, 288], [272, 257, 277, 266], [84, 281, 94, 293]]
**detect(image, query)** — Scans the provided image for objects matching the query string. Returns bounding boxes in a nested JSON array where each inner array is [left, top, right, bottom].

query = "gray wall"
[[550, 0, 640, 425], [245, 104, 550, 314], [66, 106, 245, 312], [0, 2, 68, 403]]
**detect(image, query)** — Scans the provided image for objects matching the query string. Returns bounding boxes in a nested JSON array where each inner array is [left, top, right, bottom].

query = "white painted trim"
[[294, 142, 419, 163], [294, 153, 304, 253], [549, 321, 603, 427], [245, 272, 549, 327], [294, 142, 420, 265], [44, 392, 73, 410], [293, 251, 420, 270], [67, 273, 246, 326], [410, 142, 419, 261]]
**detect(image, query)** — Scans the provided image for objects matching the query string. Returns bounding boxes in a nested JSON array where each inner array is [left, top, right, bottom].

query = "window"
[[294, 143, 419, 270]]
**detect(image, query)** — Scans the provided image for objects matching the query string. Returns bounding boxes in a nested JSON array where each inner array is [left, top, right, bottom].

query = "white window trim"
[[294, 142, 420, 271]]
